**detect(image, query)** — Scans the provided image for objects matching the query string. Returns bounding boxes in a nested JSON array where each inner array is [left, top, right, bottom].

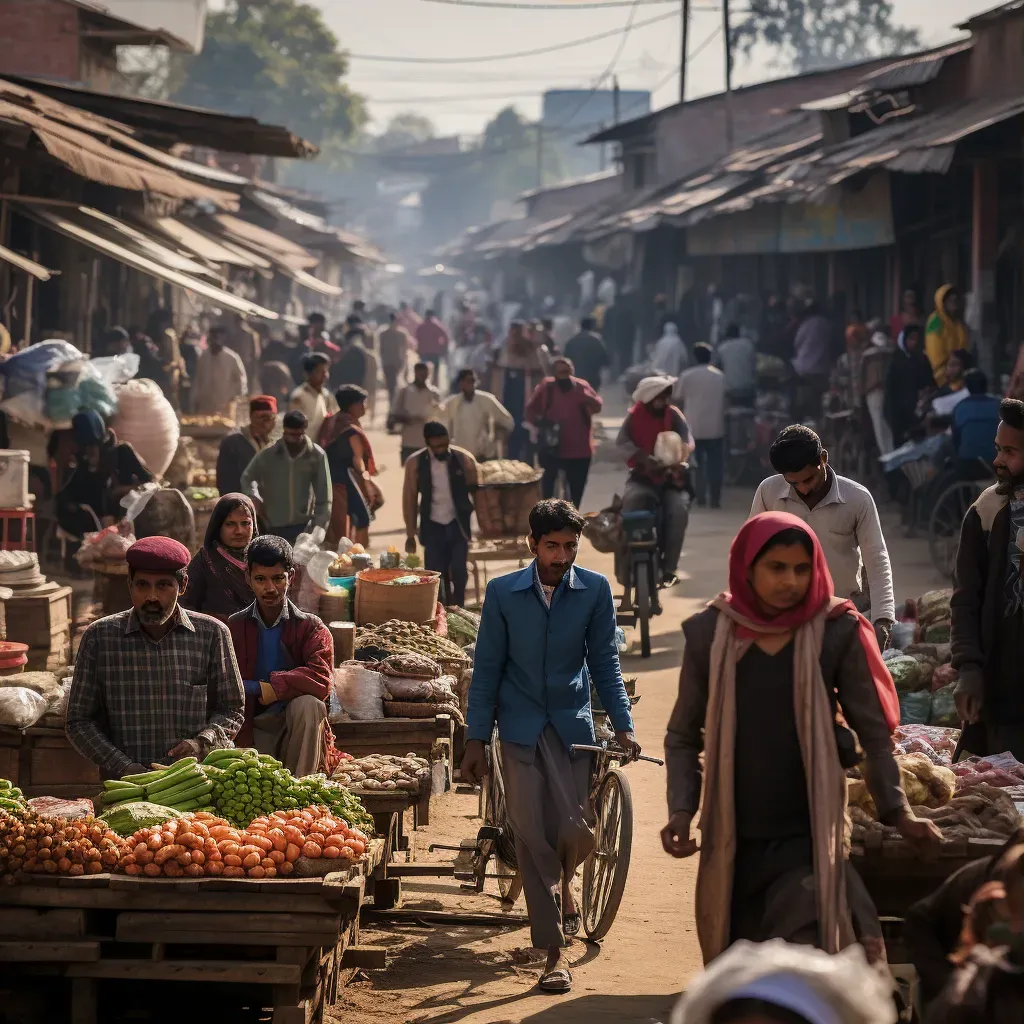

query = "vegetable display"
[[848, 753, 956, 818], [477, 460, 540, 485], [100, 756, 214, 814], [444, 608, 480, 647], [203, 748, 315, 828], [333, 754, 429, 793], [0, 808, 129, 876], [356, 620, 470, 665]]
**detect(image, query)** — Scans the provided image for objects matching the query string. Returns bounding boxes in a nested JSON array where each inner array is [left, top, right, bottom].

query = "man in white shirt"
[[715, 323, 757, 402], [192, 325, 247, 418], [402, 422, 479, 606], [749, 424, 895, 649], [443, 369, 514, 461], [289, 353, 338, 443], [390, 362, 444, 464], [676, 343, 727, 509]]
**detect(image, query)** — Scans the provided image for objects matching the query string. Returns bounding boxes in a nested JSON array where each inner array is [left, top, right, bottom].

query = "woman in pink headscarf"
[[660, 512, 939, 964]]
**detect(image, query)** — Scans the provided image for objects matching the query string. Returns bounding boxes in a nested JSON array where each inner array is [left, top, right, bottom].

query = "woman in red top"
[[525, 356, 602, 509], [890, 286, 923, 344]]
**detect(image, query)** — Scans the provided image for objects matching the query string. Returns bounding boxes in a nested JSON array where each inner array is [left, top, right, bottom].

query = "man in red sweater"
[[228, 535, 334, 775], [415, 309, 450, 385]]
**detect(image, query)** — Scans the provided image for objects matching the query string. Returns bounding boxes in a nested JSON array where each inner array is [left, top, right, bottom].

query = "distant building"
[[542, 88, 651, 177]]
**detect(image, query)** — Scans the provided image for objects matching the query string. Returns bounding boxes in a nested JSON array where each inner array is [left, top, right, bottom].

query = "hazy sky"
[[315, 0, 997, 137]]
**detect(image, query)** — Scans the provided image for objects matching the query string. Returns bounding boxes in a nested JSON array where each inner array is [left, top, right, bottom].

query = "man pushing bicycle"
[[461, 499, 638, 994]]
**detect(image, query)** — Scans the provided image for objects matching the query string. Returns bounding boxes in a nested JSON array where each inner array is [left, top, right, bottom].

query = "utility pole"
[[613, 75, 620, 124], [679, 0, 690, 103], [536, 123, 543, 189], [723, 0, 734, 150]]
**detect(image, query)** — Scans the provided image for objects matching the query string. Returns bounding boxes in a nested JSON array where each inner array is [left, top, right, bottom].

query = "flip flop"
[[563, 910, 581, 937], [539, 967, 572, 993]]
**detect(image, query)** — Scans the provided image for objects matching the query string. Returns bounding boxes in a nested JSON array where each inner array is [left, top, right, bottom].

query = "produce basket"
[[474, 475, 542, 539], [355, 567, 441, 626], [383, 699, 465, 725]]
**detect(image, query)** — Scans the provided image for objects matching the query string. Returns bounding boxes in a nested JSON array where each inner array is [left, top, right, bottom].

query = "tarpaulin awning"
[[17, 203, 277, 320], [278, 264, 344, 297], [206, 214, 318, 270], [0, 244, 52, 281]]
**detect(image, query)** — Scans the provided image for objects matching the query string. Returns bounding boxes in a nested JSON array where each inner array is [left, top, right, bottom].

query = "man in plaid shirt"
[[67, 537, 245, 778]]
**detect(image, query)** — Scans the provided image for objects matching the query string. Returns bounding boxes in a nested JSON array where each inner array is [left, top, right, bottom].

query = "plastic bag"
[[899, 690, 932, 726], [929, 683, 959, 727], [306, 550, 338, 591], [90, 353, 139, 388], [653, 431, 686, 467], [75, 522, 135, 566], [0, 687, 47, 729], [293, 528, 326, 567], [333, 662, 384, 720], [584, 503, 623, 554]]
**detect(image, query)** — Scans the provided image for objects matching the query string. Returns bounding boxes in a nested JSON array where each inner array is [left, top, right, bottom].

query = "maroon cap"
[[126, 537, 192, 573]]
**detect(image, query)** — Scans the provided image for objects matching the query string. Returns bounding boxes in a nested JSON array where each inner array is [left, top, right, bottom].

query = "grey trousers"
[[253, 694, 327, 777], [621, 479, 689, 574], [501, 725, 594, 950]]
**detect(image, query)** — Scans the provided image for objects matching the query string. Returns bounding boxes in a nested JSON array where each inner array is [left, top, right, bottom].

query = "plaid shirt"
[[67, 606, 244, 778]]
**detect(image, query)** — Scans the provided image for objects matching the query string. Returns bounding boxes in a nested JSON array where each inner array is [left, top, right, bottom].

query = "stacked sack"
[[378, 651, 463, 724], [112, 379, 180, 478]]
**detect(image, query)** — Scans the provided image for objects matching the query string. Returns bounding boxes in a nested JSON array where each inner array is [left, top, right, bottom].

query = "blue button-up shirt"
[[466, 561, 633, 749]]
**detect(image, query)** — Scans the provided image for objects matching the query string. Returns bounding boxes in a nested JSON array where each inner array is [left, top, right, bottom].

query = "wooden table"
[[466, 537, 531, 603], [0, 841, 384, 1024]]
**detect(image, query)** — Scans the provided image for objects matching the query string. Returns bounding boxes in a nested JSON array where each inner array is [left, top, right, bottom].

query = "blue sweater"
[[466, 562, 633, 749], [952, 394, 1001, 462]]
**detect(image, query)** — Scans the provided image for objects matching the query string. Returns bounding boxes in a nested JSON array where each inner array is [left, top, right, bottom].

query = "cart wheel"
[[929, 480, 984, 579], [485, 733, 520, 902], [582, 768, 633, 940], [635, 560, 652, 658]]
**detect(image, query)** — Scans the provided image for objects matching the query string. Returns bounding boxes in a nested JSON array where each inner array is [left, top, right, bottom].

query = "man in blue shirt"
[[461, 500, 637, 994], [952, 369, 1001, 467]]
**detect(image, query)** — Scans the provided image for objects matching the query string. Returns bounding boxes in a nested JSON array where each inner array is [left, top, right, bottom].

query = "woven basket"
[[474, 478, 542, 539], [383, 699, 465, 725], [355, 568, 441, 626], [319, 591, 351, 625]]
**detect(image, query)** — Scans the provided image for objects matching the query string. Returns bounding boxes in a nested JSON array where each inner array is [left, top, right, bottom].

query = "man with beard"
[[461, 499, 637, 994], [443, 368, 514, 462], [403, 422, 478, 607], [228, 536, 334, 777], [66, 538, 245, 778], [952, 398, 1024, 758]]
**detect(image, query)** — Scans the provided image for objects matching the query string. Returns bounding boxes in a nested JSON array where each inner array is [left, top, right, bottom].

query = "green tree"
[[375, 112, 437, 152], [171, 0, 364, 146], [733, 0, 921, 72]]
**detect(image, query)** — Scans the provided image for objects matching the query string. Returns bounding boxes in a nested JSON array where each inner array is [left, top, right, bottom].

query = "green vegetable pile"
[[301, 773, 375, 834], [203, 747, 314, 828], [445, 607, 480, 647], [101, 757, 214, 813], [103, 801, 184, 837], [0, 779, 26, 816]]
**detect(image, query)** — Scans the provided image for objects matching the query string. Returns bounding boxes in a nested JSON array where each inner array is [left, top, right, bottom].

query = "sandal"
[[539, 967, 572, 993], [563, 910, 581, 937]]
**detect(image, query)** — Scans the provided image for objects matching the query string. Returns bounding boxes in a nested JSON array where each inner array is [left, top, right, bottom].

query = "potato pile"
[[333, 754, 429, 794], [848, 753, 956, 819], [478, 460, 539, 485], [0, 809, 128, 876]]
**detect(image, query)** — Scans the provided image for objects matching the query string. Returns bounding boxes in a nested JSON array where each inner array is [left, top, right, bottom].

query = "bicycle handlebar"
[[570, 743, 664, 766]]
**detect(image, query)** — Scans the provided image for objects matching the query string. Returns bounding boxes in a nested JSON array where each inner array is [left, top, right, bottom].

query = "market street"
[[334, 407, 947, 1024]]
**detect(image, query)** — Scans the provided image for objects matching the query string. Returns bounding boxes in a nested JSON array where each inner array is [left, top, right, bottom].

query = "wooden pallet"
[[0, 841, 384, 1023]]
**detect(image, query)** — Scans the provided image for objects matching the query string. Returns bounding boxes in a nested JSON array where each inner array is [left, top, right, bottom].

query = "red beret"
[[126, 537, 192, 573], [250, 395, 278, 414]]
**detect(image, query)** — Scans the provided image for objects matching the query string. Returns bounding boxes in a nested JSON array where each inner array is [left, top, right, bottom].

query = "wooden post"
[[971, 159, 999, 382], [679, 0, 691, 103]]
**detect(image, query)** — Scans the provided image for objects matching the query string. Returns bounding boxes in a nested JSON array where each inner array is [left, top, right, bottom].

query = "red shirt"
[[415, 319, 450, 357], [525, 377, 603, 459]]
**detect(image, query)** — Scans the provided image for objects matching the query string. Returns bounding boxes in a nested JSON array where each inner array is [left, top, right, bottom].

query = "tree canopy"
[[733, 0, 921, 72], [171, 0, 364, 146]]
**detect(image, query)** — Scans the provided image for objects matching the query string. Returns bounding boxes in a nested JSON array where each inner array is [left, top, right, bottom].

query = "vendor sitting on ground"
[[228, 535, 334, 777], [56, 410, 153, 554], [66, 537, 245, 778], [183, 493, 259, 622], [216, 396, 277, 497]]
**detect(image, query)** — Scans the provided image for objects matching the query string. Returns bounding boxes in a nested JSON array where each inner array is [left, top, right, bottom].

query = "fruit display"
[[333, 753, 430, 793], [478, 459, 540, 485], [356, 620, 470, 665], [100, 757, 214, 814]]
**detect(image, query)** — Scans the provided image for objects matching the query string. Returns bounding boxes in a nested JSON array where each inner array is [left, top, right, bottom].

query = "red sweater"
[[228, 601, 334, 746], [525, 377, 603, 458]]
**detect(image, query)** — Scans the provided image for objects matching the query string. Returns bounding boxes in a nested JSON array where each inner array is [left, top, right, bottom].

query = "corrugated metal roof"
[[959, 1, 1024, 30], [860, 39, 972, 91]]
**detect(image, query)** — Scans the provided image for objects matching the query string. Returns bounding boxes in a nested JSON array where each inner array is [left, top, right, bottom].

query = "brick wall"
[[0, 0, 81, 81]]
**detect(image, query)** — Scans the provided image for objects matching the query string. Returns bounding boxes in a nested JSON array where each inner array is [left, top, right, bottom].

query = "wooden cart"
[[0, 840, 384, 1024]]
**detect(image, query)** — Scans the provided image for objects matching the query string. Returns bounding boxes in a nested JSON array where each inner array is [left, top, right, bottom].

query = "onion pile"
[[0, 810, 128, 876]]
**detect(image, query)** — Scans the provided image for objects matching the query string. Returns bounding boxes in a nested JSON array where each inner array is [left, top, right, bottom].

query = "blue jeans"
[[423, 519, 469, 607], [693, 438, 724, 508]]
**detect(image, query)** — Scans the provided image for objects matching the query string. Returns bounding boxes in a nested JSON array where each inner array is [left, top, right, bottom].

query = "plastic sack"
[[0, 341, 82, 403], [0, 687, 48, 729], [899, 690, 932, 726], [383, 676, 435, 701], [75, 522, 135, 567], [653, 430, 686, 467], [292, 567, 327, 615], [584, 503, 623, 555], [890, 621, 916, 649], [90, 353, 139, 388], [112, 378, 179, 478], [125, 486, 195, 549], [929, 683, 959, 727], [49, 677, 72, 720], [306, 550, 338, 592], [293, 528, 326, 567], [333, 662, 385, 721], [28, 796, 94, 820]]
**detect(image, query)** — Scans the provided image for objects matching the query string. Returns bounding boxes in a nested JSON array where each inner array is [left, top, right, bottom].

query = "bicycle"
[[616, 508, 662, 659], [927, 459, 994, 579]]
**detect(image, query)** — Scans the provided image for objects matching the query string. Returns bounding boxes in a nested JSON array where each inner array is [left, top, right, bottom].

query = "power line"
[[417, 0, 709, 7], [346, 8, 679, 63]]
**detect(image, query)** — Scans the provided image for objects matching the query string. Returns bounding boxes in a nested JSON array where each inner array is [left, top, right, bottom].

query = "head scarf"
[[632, 375, 677, 405], [204, 493, 258, 554]]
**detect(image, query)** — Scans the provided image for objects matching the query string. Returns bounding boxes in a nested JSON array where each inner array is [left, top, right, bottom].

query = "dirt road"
[[330, 408, 946, 1024]]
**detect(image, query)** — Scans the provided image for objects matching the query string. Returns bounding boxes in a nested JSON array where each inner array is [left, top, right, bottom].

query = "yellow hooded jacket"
[[925, 284, 969, 387]]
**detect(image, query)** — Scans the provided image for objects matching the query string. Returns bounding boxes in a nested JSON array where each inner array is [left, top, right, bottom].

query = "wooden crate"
[[4, 588, 72, 649], [0, 722, 101, 796]]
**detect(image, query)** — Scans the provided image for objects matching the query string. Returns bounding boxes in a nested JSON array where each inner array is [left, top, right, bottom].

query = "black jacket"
[[416, 448, 473, 541]]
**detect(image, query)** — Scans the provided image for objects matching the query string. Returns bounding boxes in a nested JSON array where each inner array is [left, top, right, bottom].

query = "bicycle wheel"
[[928, 480, 983, 580], [635, 560, 651, 658], [485, 738, 520, 902], [582, 768, 633, 941]]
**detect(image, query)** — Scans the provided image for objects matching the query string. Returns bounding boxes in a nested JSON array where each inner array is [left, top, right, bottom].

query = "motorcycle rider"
[[617, 375, 694, 587]]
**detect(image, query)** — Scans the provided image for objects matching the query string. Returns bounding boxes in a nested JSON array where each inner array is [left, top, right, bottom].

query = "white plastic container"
[[0, 450, 30, 509]]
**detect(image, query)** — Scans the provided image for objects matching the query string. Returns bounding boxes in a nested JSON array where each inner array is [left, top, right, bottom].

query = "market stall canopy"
[[148, 217, 262, 268], [0, 75, 318, 158], [277, 264, 344, 297], [205, 214, 319, 270], [0, 244, 53, 281], [16, 202, 278, 320], [0, 79, 239, 208]]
